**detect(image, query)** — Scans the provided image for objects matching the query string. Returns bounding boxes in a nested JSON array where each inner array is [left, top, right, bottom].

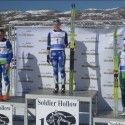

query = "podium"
[[24, 88, 97, 125], [0, 96, 25, 125]]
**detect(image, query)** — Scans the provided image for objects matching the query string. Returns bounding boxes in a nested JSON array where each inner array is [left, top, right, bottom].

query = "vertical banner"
[[0, 104, 13, 125], [36, 98, 79, 125], [98, 27, 124, 111], [74, 28, 97, 90], [16, 27, 50, 95]]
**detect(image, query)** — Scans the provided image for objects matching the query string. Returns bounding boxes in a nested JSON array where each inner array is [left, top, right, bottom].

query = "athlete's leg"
[[50, 50, 59, 93], [2, 64, 10, 100], [58, 51, 66, 93], [120, 73, 125, 115], [0, 65, 2, 99]]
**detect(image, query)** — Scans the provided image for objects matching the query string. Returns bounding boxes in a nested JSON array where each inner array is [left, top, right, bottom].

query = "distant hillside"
[[0, 7, 125, 29]]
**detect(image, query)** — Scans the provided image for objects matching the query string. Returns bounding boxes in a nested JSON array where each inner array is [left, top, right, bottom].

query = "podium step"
[[25, 88, 97, 125], [93, 111, 125, 125], [0, 96, 25, 104], [0, 96, 25, 125], [0, 96, 25, 115]]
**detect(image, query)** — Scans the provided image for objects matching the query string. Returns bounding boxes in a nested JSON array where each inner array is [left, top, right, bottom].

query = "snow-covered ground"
[[0, 7, 125, 29]]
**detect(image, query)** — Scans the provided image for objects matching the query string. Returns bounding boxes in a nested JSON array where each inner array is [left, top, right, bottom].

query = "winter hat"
[[53, 19, 61, 24]]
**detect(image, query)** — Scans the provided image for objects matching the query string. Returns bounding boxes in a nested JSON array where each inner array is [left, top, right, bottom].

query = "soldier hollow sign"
[[36, 98, 79, 125]]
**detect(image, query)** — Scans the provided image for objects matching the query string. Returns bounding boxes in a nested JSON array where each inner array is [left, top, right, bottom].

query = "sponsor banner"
[[15, 26, 125, 111], [0, 104, 13, 125], [36, 98, 79, 125], [101, 86, 121, 97], [104, 98, 122, 112]]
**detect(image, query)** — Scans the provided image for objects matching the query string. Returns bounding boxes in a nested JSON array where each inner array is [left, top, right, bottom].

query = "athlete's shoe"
[[53, 84, 59, 94], [0, 92, 3, 100], [61, 85, 65, 94], [0, 95, 3, 100], [2, 95, 10, 101], [121, 112, 125, 116]]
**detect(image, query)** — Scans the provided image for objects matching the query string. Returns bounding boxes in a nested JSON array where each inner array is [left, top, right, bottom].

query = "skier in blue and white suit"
[[0, 29, 13, 100], [47, 19, 68, 93]]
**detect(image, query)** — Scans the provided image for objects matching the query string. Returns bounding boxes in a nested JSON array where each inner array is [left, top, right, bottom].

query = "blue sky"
[[0, 0, 125, 11]]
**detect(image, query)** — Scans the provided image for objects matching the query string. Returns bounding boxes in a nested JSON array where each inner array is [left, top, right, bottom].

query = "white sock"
[[61, 78, 65, 85]]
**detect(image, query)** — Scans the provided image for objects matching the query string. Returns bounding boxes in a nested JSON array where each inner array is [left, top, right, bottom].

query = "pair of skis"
[[113, 26, 119, 117]]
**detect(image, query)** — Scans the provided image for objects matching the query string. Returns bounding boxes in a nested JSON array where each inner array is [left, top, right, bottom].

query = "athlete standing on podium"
[[47, 19, 68, 93], [118, 38, 125, 115], [0, 29, 13, 101]]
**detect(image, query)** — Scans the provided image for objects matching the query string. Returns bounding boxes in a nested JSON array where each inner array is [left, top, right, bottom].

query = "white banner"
[[15, 26, 125, 111], [0, 104, 13, 125], [36, 98, 79, 125]]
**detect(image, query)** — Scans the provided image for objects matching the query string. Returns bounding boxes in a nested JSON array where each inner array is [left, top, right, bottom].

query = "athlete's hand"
[[113, 69, 119, 77], [113, 69, 118, 74], [68, 42, 75, 48], [47, 55, 50, 64], [5, 64, 10, 70]]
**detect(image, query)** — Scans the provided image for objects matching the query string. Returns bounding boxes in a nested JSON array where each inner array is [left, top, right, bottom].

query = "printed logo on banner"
[[36, 98, 79, 125], [46, 111, 76, 125], [0, 104, 12, 125], [108, 121, 125, 125], [0, 114, 9, 125]]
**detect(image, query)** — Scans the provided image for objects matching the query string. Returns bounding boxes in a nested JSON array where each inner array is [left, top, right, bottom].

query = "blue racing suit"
[[47, 29, 68, 85], [0, 38, 13, 95]]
